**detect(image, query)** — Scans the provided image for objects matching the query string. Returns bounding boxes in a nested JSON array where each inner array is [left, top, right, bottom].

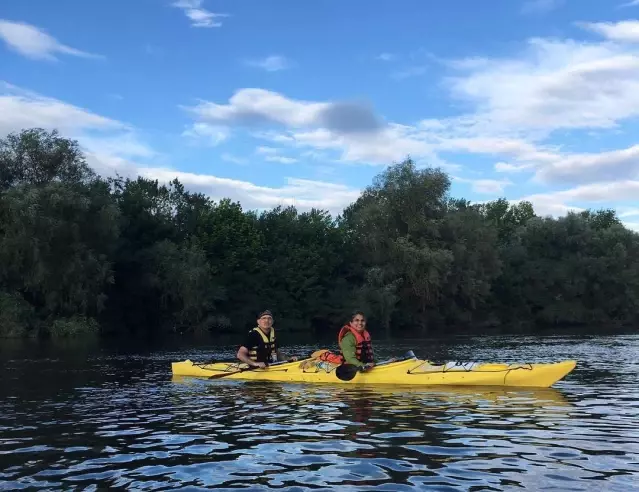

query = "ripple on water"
[[1, 334, 638, 490]]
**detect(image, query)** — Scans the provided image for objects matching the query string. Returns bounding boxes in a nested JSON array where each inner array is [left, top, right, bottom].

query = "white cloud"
[[579, 20, 639, 43], [619, 207, 639, 218], [171, 0, 228, 28], [265, 155, 298, 164], [0, 19, 101, 61], [185, 88, 449, 167], [620, 0, 639, 8], [81, 155, 357, 214], [519, 180, 639, 217], [377, 53, 396, 62], [551, 180, 639, 202], [436, 137, 557, 161], [136, 169, 359, 214], [0, 82, 123, 136], [495, 162, 530, 173], [179, 26, 639, 219], [182, 123, 229, 146], [184, 88, 383, 134], [521, 0, 564, 15], [514, 194, 583, 217], [245, 55, 290, 72], [186, 88, 328, 128], [453, 176, 513, 194], [446, 38, 639, 135], [429, 27, 639, 226], [0, 82, 358, 215], [79, 134, 156, 159], [471, 179, 513, 194], [265, 155, 297, 164], [221, 153, 247, 165], [256, 146, 298, 164], [392, 66, 427, 79], [286, 125, 444, 167], [426, 27, 639, 195], [533, 144, 639, 185], [0, 82, 159, 183], [256, 146, 278, 155], [445, 57, 491, 70]]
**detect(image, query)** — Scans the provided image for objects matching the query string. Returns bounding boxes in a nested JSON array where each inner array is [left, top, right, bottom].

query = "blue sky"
[[1, 0, 639, 229]]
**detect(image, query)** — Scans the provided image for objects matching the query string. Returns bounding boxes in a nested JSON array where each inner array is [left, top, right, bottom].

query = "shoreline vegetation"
[[1, 128, 638, 339]]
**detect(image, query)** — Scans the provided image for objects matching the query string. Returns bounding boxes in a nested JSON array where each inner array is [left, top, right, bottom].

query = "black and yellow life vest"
[[248, 327, 277, 363]]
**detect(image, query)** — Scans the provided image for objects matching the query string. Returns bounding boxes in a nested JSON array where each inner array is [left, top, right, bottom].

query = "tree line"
[[1, 128, 638, 338]]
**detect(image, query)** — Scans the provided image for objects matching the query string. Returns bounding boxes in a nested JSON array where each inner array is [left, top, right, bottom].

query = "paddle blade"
[[335, 364, 359, 381]]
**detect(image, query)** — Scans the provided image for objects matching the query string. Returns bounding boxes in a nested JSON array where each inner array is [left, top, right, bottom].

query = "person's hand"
[[359, 363, 375, 372], [252, 361, 267, 368], [288, 356, 299, 362]]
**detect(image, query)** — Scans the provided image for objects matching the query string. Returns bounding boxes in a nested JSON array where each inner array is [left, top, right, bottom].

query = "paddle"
[[208, 357, 307, 379], [335, 350, 417, 381], [335, 364, 360, 381], [198, 349, 326, 367]]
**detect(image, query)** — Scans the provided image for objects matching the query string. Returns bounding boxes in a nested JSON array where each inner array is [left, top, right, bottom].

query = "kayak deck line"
[[190, 363, 292, 374], [171, 356, 577, 388]]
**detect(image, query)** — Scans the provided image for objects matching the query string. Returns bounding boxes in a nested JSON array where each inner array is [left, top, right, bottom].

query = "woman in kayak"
[[338, 311, 375, 371], [236, 310, 298, 368]]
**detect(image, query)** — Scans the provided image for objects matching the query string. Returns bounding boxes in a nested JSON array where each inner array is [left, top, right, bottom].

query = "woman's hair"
[[350, 310, 366, 321]]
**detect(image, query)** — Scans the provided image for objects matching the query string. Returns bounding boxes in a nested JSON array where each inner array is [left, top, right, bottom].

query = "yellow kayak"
[[171, 354, 577, 388]]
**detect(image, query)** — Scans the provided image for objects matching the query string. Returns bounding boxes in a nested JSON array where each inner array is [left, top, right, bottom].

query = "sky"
[[1, 0, 639, 230]]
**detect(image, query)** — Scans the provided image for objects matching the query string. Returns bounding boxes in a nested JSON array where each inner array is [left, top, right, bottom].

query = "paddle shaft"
[[208, 357, 304, 379], [200, 349, 327, 369]]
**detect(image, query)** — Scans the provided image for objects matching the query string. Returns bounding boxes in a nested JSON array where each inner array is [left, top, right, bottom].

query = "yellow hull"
[[171, 357, 577, 388]]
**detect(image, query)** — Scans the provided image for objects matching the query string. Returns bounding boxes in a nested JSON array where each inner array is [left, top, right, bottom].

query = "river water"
[[1, 333, 638, 491]]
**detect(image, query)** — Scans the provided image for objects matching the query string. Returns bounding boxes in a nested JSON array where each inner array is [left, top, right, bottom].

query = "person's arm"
[[236, 333, 264, 367], [339, 333, 364, 367], [237, 345, 262, 367]]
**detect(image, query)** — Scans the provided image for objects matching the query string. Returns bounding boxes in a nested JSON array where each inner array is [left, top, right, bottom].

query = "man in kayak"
[[236, 310, 298, 368], [338, 311, 375, 371]]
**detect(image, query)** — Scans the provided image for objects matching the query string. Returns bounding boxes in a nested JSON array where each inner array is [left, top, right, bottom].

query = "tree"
[[343, 158, 456, 332], [2, 128, 639, 338], [0, 180, 119, 335], [0, 128, 95, 190]]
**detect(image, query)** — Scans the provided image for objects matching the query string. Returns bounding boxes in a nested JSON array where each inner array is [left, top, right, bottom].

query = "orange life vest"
[[318, 350, 344, 365], [338, 325, 374, 363]]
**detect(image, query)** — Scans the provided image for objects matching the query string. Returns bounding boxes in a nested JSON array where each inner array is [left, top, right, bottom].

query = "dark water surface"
[[1, 333, 638, 491]]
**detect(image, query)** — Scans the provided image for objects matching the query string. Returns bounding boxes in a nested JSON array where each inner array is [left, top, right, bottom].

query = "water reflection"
[[1, 335, 638, 490]]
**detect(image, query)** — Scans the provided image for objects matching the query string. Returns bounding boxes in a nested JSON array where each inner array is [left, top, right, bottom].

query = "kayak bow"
[[171, 354, 577, 388]]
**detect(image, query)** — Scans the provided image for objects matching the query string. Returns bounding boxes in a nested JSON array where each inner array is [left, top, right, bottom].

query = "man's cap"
[[258, 310, 273, 319]]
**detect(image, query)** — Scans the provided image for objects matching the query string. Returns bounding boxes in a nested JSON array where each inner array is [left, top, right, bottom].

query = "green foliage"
[[148, 238, 225, 333], [0, 291, 35, 337], [0, 128, 95, 190], [49, 316, 99, 338], [0, 181, 118, 319], [1, 128, 638, 338], [494, 212, 639, 326], [477, 198, 536, 243], [357, 267, 402, 337]]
